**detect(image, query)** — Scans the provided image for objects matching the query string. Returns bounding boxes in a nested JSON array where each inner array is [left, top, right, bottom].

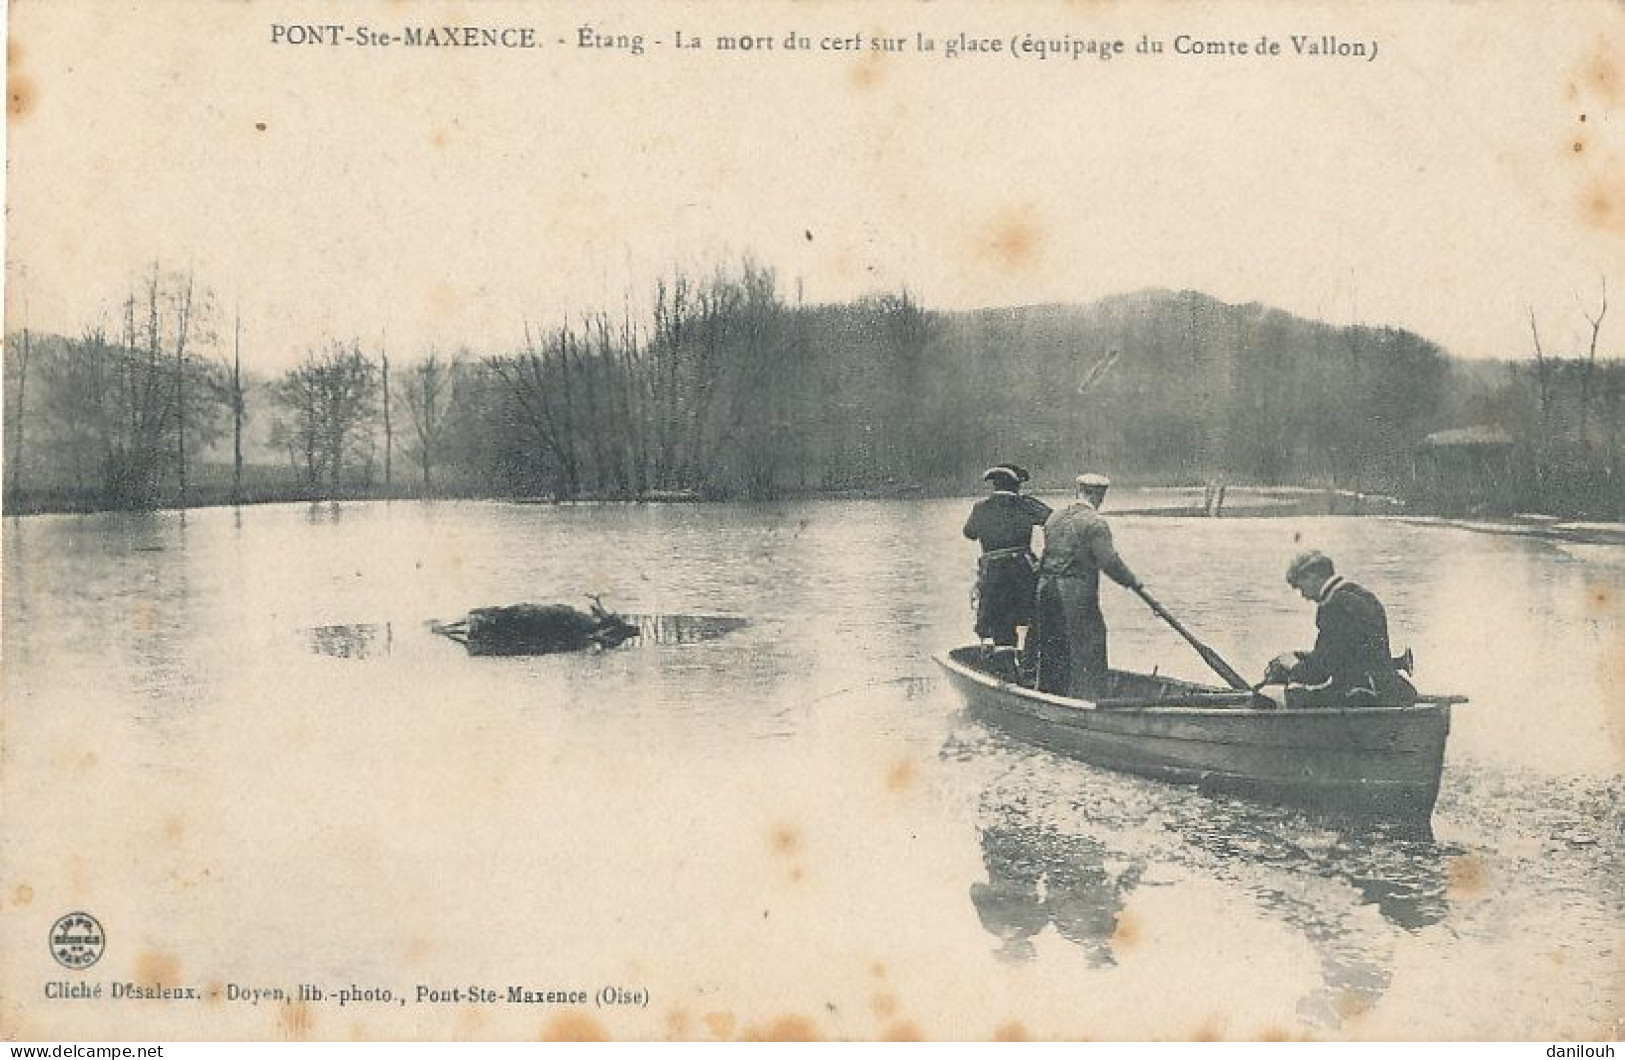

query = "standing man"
[[963, 464, 1052, 653], [1264, 550, 1417, 707], [1034, 473, 1141, 697]]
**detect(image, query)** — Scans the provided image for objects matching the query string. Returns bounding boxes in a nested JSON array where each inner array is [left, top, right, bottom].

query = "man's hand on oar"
[[1260, 652, 1299, 686]]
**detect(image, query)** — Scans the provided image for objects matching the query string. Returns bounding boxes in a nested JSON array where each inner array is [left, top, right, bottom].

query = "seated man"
[[1265, 550, 1417, 707]]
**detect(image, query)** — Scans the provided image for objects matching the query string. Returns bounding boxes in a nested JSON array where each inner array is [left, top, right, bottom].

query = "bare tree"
[[398, 348, 462, 492], [491, 327, 577, 496], [1580, 277, 1608, 441], [1528, 306, 1553, 504], [172, 272, 196, 504], [231, 308, 244, 504], [271, 340, 380, 496], [380, 347, 393, 491]]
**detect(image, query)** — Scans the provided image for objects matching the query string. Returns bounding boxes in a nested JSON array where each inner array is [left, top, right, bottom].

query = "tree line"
[[3, 262, 1619, 517]]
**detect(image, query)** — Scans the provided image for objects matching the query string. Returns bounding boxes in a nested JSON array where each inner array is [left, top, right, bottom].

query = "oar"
[[1132, 585, 1259, 696]]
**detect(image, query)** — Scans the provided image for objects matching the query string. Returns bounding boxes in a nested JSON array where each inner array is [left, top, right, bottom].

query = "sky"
[[5, 0, 1624, 371]]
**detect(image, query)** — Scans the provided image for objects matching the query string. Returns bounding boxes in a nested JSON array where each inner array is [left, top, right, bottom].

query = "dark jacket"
[[1286, 577, 1416, 704], [963, 492, 1052, 553], [964, 492, 1052, 645]]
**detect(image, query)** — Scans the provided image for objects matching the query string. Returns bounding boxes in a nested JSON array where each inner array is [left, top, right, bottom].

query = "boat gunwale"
[[934, 648, 1461, 719]]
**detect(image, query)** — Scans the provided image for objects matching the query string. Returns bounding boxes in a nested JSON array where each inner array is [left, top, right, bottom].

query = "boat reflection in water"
[[1171, 799, 1452, 1026], [971, 818, 1143, 966], [964, 754, 1454, 1028]]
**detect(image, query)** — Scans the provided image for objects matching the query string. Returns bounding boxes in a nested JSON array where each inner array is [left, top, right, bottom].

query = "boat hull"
[[935, 647, 1450, 822]]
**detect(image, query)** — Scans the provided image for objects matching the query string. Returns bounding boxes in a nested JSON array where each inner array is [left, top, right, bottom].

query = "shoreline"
[[5, 484, 1622, 544]]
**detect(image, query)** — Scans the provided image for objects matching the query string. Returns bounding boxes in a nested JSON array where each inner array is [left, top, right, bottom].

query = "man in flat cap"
[[963, 464, 1052, 655], [1264, 550, 1416, 707], [1032, 473, 1141, 697]]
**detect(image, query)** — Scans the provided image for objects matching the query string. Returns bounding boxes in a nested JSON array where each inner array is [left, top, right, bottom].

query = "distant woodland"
[[4, 261, 1620, 518]]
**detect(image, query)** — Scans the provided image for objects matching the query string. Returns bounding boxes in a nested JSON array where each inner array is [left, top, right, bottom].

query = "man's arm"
[[1287, 602, 1358, 684], [1089, 521, 1140, 588], [963, 502, 982, 541]]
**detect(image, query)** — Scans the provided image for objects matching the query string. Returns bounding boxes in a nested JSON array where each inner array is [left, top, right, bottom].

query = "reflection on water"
[[308, 623, 394, 659], [964, 744, 1456, 1027], [1169, 801, 1452, 1027], [972, 815, 1143, 967], [3, 495, 1620, 1039], [951, 687, 1618, 1033], [629, 612, 750, 645], [316, 614, 747, 659]]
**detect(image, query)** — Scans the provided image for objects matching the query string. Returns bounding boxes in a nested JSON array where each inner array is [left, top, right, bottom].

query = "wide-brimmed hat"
[[1076, 473, 1110, 490], [982, 466, 1020, 489]]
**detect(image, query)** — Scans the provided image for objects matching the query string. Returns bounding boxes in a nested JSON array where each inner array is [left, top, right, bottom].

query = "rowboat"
[[935, 645, 1459, 824]]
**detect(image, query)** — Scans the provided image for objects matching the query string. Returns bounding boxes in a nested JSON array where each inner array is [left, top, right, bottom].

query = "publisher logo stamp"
[[49, 912, 105, 970]]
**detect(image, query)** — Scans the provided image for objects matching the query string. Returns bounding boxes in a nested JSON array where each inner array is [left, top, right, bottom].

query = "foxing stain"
[[742, 1014, 820, 1041], [885, 760, 916, 793], [134, 951, 181, 987], [7, 72, 35, 121], [456, 1002, 486, 1035], [278, 1000, 316, 1039], [1580, 45, 1618, 105], [1190, 1015, 1224, 1041], [12, 884, 34, 907], [976, 208, 1045, 272], [1579, 176, 1625, 240], [541, 1012, 611, 1041], [1335, 989, 1373, 1021], [1445, 852, 1489, 897], [429, 281, 462, 318], [703, 1011, 736, 1039], [769, 823, 800, 856], [402, 936, 434, 965], [1109, 909, 1143, 948], [849, 45, 888, 91], [992, 1020, 1028, 1041]]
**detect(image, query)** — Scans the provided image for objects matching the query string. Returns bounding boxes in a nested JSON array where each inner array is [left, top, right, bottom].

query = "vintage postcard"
[[3, 0, 1621, 1043]]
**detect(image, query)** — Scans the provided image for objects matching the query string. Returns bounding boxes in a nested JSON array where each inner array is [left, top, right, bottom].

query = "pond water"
[[2, 492, 1620, 1040]]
